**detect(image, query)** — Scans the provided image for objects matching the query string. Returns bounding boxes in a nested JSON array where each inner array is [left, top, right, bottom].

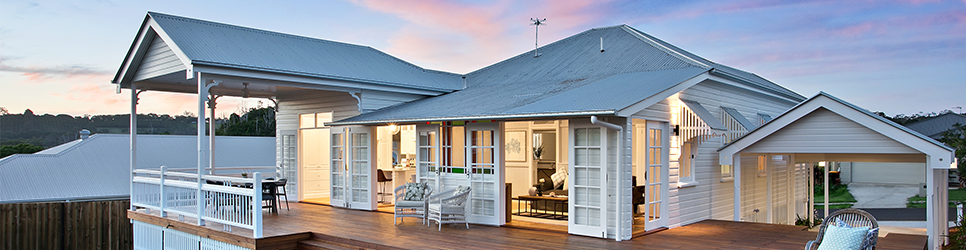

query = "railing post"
[[160, 166, 167, 217], [253, 172, 263, 238]]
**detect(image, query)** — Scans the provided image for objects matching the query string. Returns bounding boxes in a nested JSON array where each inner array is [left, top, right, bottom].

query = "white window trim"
[[677, 141, 698, 188]]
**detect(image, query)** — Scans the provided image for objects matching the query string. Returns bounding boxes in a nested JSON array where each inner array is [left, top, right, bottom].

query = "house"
[[0, 133, 275, 204], [111, 12, 953, 249]]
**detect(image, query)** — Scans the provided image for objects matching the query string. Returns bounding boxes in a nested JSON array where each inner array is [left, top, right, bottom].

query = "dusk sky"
[[1, 0, 964, 118]]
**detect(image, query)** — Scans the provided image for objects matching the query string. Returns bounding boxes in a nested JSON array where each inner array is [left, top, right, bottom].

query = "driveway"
[[848, 183, 920, 208]]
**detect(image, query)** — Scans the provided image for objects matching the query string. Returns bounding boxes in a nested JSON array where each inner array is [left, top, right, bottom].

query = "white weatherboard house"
[[113, 12, 955, 249]]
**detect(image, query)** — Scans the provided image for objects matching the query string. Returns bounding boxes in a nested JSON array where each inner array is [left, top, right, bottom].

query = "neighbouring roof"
[[332, 25, 803, 125], [0, 134, 275, 203], [904, 113, 966, 139], [114, 12, 463, 92]]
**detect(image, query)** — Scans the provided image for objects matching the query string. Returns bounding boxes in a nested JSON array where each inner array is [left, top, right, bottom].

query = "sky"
[[1, 0, 964, 118]]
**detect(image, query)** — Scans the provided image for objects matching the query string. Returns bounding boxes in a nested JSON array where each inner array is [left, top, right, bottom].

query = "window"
[[720, 164, 732, 181], [677, 142, 698, 188]]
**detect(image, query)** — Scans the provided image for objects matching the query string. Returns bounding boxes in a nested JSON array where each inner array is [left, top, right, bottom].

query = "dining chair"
[[275, 179, 289, 211]]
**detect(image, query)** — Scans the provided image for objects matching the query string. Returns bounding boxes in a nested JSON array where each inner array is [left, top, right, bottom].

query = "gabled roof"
[[331, 25, 802, 125], [0, 134, 275, 203], [718, 92, 954, 168], [904, 113, 966, 139], [113, 12, 462, 92]]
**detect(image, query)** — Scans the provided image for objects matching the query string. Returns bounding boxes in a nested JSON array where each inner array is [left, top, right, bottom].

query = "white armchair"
[[393, 184, 433, 225], [427, 186, 471, 230]]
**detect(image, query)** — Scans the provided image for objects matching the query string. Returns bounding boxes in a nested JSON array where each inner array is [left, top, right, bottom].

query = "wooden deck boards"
[[129, 202, 928, 249]]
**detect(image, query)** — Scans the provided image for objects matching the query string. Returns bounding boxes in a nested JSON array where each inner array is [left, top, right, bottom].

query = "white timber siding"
[[631, 99, 670, 122], [604, 117, 624, 239], [275, 89, 361, 198], [742, 108, 921, 154], [846, 162, 927, 185], [133, 35, 186, 82], [740, 155, 769, 223], [668, 80, 797, 227]]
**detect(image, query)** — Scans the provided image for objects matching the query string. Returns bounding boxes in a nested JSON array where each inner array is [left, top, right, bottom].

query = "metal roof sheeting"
[[147, 12, 462, 92], [904, 113, 966, 139], [0, 134, 275, 203]]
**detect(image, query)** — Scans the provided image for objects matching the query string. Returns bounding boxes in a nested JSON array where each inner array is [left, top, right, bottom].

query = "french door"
[[568, 125, 607, 238], [416, 125, 440, 191], [644, 121, 668, 230], [329, 126, 374, 210], [465, 123, 501, 225]]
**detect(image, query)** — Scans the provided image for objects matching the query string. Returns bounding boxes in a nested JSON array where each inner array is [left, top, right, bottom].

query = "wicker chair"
[[393, 184, 434, 225], [427, 187, 472, 230], [806, 208, 879, 250]]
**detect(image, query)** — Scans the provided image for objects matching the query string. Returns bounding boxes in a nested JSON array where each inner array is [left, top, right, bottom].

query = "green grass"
[[814, 184, 858, 204], [907, 188, 966, 208]]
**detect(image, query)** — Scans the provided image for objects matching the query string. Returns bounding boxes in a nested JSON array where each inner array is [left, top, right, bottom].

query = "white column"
[[733, 153, 741, 221], [926, 162, 935, 250], [208, 95, 219, 175], [196, 72, 208, 226], [766, 154, 773, 223], [129, 83, 138, 211], [808, 162, 814, 225], [824, 161, 829, 222]]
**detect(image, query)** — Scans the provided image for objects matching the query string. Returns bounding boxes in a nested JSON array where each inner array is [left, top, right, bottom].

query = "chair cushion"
[[395, 200, 425, 208], [453, 185, 471, 206], [429, 204, 465, 214], [817, 224, 871, 250], [404, 182, 426, 201], [834, 217, 878, 249]]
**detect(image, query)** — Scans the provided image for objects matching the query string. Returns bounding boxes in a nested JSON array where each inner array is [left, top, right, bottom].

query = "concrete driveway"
[[847, 183, 920, 208]]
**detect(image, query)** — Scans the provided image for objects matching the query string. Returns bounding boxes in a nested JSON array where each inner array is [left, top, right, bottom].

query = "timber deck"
[[128, 202, 927, 249]]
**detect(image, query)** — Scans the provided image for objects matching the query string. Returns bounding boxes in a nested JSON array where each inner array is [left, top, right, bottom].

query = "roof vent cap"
[[79, 129, 91, 140]]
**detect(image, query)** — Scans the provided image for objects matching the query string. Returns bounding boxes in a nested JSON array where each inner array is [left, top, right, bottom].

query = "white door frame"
[[644, 121, 669, 231], [416, 124, 442, 191], [330, 126, 376, 210], [464, 122, 504, 225], [329, 127, 347, 208]]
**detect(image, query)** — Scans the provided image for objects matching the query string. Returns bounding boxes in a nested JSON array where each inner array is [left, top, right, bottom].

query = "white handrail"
[[130, 167, 264, 238]]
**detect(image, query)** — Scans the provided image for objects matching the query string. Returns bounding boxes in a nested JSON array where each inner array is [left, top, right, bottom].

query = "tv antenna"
[[530, 18, 546, 57]]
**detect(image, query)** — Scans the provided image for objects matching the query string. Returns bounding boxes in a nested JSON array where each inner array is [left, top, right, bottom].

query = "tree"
[[1, 143, 44, 158], [941, 123, 966, 186], [216, 107, 276, 136]]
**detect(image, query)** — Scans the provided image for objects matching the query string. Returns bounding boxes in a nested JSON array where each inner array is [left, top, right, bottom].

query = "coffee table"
[[515, 195, 568, 220]]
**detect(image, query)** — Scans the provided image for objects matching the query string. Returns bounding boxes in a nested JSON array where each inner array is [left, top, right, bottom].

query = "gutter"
[[327, 110, 616, 126]]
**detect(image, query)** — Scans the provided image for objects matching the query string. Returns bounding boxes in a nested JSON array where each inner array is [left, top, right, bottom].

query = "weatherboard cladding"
[[0, 134, 274, 203], [147, 12, 462, 92]]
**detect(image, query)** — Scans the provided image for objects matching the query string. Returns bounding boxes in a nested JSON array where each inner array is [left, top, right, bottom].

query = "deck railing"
[[131, 166, 265, 238]]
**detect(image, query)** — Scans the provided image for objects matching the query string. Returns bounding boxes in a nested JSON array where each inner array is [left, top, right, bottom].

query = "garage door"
[[848, 162, 926, 185]]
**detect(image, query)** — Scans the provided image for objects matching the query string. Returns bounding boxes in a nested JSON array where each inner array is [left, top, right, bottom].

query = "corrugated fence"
[[1, 199, 132, 250]]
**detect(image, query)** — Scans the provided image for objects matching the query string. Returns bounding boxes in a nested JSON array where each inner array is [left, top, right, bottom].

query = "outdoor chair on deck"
[[806, 208, 879, 250], [261, 182, 278, 214], [427, 186, 471, 230], [394, 183, 434, 225], [275, 179, 289, 211]]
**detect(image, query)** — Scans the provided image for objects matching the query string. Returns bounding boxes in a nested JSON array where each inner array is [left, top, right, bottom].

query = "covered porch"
[[719, 92, 956, 249], [128, 202, 927, 249]]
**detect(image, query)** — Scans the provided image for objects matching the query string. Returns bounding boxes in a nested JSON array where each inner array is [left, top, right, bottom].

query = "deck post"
[[925, 160, 935, 250], [824, 161, 829, 222], [253, 172, 263, 238], [766, 154, 772, 223], [129, 82, 138, 211], [197, 72, 207, 226], [160, 165, 167, 217], [733, 153, 741, 221]]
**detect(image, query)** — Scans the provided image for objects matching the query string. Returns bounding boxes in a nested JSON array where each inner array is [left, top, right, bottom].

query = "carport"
[[718, 92, 956, 250]]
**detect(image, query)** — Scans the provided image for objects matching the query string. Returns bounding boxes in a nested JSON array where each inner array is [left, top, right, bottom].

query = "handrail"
[[130, 166, 264, 238]]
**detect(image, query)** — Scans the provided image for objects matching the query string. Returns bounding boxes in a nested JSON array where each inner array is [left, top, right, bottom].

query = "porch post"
[[208, 95, 219, 175], [196, 72, 208, 226], [733, 153, 741, 221], [766, 154, 773, 223], [926, 160, 935, 250], [129, 83, 138, 211], [808, 162, 814, 225], [824, 161, 829, 221]]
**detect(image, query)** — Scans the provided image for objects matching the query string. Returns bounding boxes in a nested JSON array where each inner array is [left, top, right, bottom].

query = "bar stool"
[[377, 169, 392, 203]]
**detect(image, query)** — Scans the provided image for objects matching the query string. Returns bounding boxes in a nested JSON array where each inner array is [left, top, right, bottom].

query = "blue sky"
[[1, 0, 964, 117]]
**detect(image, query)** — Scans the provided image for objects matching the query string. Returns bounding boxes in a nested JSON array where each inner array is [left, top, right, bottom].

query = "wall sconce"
[[241, 82, 250, 98], [673, 125, 680, 136]]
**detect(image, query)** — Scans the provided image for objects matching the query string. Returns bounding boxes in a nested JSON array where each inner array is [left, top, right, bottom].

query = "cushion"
[[550, 171, 567, 189], [453, 185, 471, 206], [834, 217, 878, 249], [395, 200, 424, 208], [817, 224, 871, 250], [404, 182, 426, 201]]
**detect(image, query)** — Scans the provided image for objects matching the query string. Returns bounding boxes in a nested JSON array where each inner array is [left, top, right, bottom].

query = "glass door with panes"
[[330, 128, 347, 207], [416, 125, 440, 191], [644, 121, 668, 230], [330, 126, 374, 210], [465, 123, 501, 225], [568, 125, 607, 238]]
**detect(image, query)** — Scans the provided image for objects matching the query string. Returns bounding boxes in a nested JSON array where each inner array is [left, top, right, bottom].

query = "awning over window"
[[681, 99, 726, 130], [679, 99, 727, 143], [721, 107, 756, 130]]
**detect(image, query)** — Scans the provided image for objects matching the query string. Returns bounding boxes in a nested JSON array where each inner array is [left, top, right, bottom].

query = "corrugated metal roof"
[[904, 113, 966, 139], [758, 113, 773, 123], [0, 134, 275, 203], [147, 12, 462, 92], [681, 99, 727, 130], [722, 106, 756, 130]]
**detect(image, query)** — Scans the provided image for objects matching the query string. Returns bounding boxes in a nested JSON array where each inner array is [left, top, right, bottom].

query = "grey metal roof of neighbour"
[[333, 25, 798, 125], [904, 113, 966, 139], [139, 12, 462, 92], [0, 134, 275, 203]]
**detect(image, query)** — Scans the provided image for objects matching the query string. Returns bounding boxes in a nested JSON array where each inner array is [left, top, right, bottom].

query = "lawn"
[[814, 184, 856, 209], [907, 188, 966, 208]]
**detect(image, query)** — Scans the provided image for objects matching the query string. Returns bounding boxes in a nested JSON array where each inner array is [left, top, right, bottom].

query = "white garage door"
[[849, 162, 926, 185]]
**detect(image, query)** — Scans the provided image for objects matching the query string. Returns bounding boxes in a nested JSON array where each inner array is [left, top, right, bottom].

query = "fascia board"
[[192, 65, 444, 96], [707, 74, 803, 105]]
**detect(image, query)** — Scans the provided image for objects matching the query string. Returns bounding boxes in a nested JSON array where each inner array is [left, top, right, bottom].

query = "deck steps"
[[297, 233, 402, 250], [297, 239, 364, 250]]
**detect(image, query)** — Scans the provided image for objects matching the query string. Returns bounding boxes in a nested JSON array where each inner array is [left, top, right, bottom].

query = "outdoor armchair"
[[427, 186, 471, 231], [806, 208, 879, 250], [393, 183, 433, 225]]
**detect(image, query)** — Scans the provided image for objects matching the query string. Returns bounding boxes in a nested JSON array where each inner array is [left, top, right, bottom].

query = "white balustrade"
[[131, 166, 266, 238]]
